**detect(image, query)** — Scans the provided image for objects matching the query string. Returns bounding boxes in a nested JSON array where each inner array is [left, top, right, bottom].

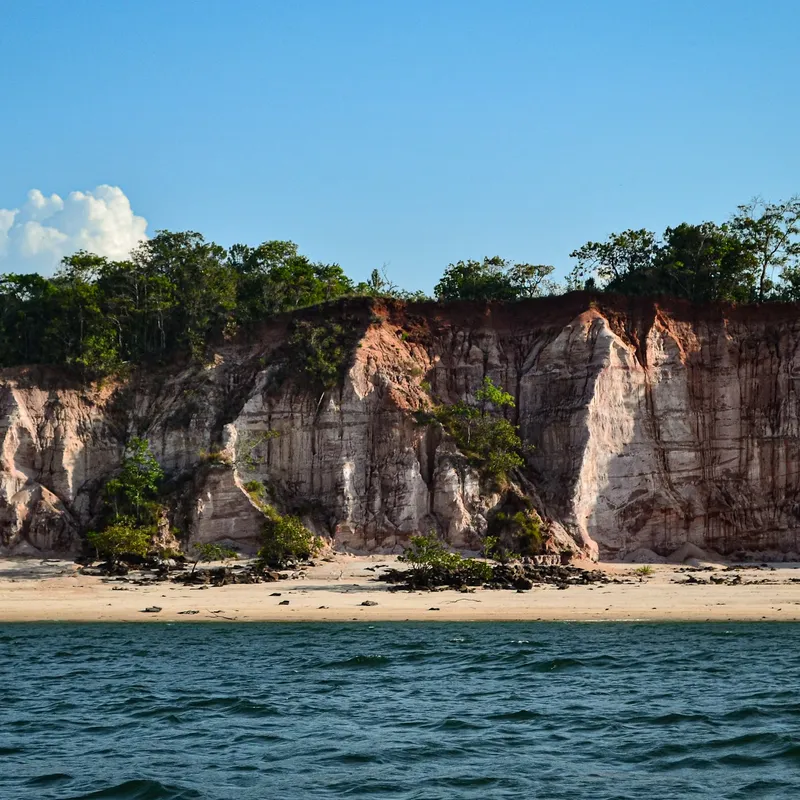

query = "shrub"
[[198, 447, 231, 466], [489, 505, 544, 557], [399, 532, 493, 587], [87, 517, 153, 563], [634, 565, 654, 577], [235, 431, 279, 470], [191, 542, 238, 575], [287, 319, 354, 392], [512, 511, 542, 555], [257, 504, 320, 568], [89, 438, 165, 564], [104, 437, 164, 521]]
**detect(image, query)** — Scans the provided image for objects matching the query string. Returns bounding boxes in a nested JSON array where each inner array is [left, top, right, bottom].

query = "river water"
[[1, 622, 799, 799]]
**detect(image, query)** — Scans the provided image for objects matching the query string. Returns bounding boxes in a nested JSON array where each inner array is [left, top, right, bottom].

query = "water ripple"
[[2, 621, 800, 799]]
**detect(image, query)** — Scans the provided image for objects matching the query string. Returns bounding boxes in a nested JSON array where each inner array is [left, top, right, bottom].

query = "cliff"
[[3, 293, 800, 561]]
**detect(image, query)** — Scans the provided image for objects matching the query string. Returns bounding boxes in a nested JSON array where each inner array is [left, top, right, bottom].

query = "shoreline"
[[3, 555, 800, 623]]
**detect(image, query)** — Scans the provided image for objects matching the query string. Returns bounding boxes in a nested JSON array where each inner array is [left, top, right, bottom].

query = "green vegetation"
[[87, 437, 164, 563], [428, 377, 525, 483], [633, 565, 655, 577], [103, 437, 164, 520], [243, 480, 321, 568], [286, 318, 358, 392], [190, 542, 238, 575], [2, 194, 799, 379], [399, 532, 494, 587], [87, 517, 152, 563], [236, 432, 279, 471], [567, 197, 800, 303], [0, 234, 364, 378], [243, 479, 268, 502], [490, 509, 543, 557], [257, 504, 321, 568], [434, 257, 556, 301]]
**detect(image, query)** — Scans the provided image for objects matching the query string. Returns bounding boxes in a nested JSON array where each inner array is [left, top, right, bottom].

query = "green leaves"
[[569, 229, 658, 288], [567, 200, 800, 304], [257, 504, 320, 568], [86, 517, 153, 561], [192, 542, 238, 569], [105, 437, 164, 523], [430, 377, 526, 483], [434, 257, 555, 302], [399, 532, 494, 587], [89, 437, 164, 564]]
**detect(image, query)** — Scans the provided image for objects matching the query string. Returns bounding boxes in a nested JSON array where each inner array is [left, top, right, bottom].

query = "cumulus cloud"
[[0, 186, 148, 273]]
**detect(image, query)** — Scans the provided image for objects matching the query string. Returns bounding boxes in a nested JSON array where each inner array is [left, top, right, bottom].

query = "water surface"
[[1, 622, 798, 799]]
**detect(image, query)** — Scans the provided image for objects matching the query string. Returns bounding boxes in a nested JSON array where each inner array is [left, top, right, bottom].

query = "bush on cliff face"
[[277, 316, 364, 396], [425, 377, 525, 483], [490, 509, 543, 557]]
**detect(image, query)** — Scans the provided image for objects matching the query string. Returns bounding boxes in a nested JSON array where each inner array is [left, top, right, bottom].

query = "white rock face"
[[2, 297, 800, 560]]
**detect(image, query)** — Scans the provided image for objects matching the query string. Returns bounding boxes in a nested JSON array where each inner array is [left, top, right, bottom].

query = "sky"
[[1, 0, 799, 289]]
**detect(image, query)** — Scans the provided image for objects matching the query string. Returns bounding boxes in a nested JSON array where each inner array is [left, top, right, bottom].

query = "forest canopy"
[[0, 196, 798, 377]]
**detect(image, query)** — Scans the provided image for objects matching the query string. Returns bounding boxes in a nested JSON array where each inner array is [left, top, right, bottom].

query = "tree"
[[104, 437, 164, 524], [507, 262, 556, 298], [569, 222, 761, 302], [229, 239, 353, 323], [88, 437, 164, 566], [568, 229, 659, 289], [656, 222, 757, 302], [434, 257, 519, 301], [52, 253, 122, 376], [132, 231, 235, 358], [434, 257, 557, 301], [732, 197, 800, 301]]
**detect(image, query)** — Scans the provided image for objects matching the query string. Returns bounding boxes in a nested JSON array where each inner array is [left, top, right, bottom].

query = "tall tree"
[[568, 229, 659, 289], [731, 197, 800, 301], [656, 222, 758, 303], [132, 231, 235, 357]]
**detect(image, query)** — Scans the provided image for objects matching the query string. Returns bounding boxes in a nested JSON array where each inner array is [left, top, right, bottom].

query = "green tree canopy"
[[731, 197, 800, 301], [434, 256, 555, 301]]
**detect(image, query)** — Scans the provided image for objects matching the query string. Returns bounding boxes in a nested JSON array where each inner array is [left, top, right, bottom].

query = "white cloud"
[[0, 186, 148, 273]]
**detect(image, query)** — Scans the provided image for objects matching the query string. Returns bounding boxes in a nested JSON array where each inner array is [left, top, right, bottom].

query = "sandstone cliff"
[[3, 294, 800, 561]]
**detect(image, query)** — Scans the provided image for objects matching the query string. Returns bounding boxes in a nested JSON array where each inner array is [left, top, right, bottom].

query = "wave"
[[319, 654, 391, 669], [66, 779, 202, 800]]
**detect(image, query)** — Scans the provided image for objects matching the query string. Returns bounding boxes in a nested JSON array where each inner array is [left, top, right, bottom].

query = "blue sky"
[[2, 0, 799, 289]]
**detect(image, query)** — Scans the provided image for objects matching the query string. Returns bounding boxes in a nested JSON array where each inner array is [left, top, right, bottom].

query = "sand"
[[2, 555, 800, 623]]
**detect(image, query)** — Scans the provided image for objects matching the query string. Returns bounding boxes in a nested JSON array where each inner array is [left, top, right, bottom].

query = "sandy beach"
[[2, 555, 800, 623]]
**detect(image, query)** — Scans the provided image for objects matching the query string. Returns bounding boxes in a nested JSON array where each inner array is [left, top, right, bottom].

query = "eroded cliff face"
[[3, 295, 800, 561]]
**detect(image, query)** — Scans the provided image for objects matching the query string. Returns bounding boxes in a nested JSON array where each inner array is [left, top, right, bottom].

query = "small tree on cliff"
[[430, 377, 525, 483]]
